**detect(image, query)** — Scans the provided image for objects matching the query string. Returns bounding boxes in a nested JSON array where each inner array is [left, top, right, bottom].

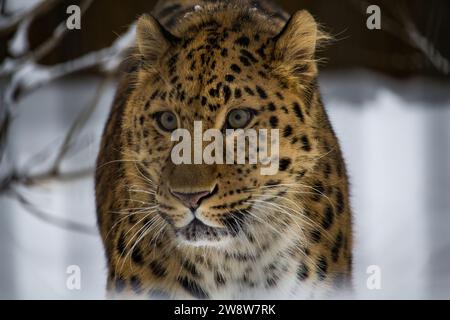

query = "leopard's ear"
[[272, 10, 328, 80], [136, 14, 180, 64]]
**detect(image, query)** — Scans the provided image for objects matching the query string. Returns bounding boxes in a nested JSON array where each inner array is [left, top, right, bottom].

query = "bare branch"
[[0, 0, 60, 34], [2, 22, 135, 105], [1, 0, 94, 74], [0, 78, 111, 192], [51, 75, 111, 173], [0, 168, 93, 193], [396, 6, 449, 75], [0, 0, 7, 15], [349, 0, 449, 75], [12, 190, 97, 235], [0, 0, 97, 163], [0, 1, 135, 235], [0, 75, 112, 235]]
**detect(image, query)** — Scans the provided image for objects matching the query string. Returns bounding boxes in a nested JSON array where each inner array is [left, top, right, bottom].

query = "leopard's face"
[[122, 11, 324, 248]]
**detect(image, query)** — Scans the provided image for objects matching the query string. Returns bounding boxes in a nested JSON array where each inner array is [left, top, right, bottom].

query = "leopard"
[[95, 0, 352, 299]]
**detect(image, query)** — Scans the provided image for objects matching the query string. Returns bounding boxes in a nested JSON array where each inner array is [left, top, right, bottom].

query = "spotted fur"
[[96, 0, 352, 299]]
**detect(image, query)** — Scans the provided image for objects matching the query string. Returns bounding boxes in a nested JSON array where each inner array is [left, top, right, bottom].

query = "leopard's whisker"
[[117, 212, 161, 275], [242, 204, 287, 238], [96, 159, 142, 171], [249, 193, 335, 242]]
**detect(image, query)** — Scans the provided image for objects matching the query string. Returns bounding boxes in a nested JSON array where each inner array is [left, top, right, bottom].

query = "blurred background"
[[0, 0, 449, 299]]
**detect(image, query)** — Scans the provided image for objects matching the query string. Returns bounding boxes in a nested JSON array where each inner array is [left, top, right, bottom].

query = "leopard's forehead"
[[151, 22, 283, 125]]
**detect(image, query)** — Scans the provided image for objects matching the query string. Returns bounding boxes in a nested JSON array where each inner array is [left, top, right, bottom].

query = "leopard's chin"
[[175, 218, 232, 247]]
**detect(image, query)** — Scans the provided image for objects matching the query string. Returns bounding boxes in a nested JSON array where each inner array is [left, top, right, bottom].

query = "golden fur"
[[95, 0, 352, 299]]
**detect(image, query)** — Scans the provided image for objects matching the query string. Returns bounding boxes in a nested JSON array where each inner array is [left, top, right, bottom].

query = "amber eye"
[[226, 109, 254, 129], [154, 111, 177, 132]]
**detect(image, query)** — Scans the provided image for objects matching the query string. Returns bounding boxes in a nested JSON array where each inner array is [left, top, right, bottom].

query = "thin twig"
[[349, 0, 449, 75], [0, 0, 60, 34], [51, 75, 111, 174], [3, 0, 94, 69], [0, 1, 135, 235], [12, 190, 97, 235], [0, 167, 93, 193], [0, 0, 113, 162]]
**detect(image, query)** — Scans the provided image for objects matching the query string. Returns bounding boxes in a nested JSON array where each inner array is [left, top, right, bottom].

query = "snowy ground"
[[0, 70, 449, 299]]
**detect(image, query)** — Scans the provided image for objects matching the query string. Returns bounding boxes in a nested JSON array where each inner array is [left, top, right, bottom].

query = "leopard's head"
[[121, 8, 330, 248]]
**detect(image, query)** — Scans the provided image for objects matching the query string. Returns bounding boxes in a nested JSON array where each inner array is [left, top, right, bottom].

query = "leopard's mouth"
[[175, 218, 231, 246]]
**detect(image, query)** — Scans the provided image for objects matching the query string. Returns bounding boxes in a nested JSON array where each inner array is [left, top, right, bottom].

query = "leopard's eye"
[[155, 111, 177, 132], [226, 109, 253, 129]]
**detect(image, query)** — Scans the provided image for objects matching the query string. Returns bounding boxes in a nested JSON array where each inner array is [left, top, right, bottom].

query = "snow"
[[8, 17, 31, 57]]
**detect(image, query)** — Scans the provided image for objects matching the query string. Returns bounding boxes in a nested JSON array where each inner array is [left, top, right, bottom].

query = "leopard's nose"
[[170, 189, 213, 211]]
